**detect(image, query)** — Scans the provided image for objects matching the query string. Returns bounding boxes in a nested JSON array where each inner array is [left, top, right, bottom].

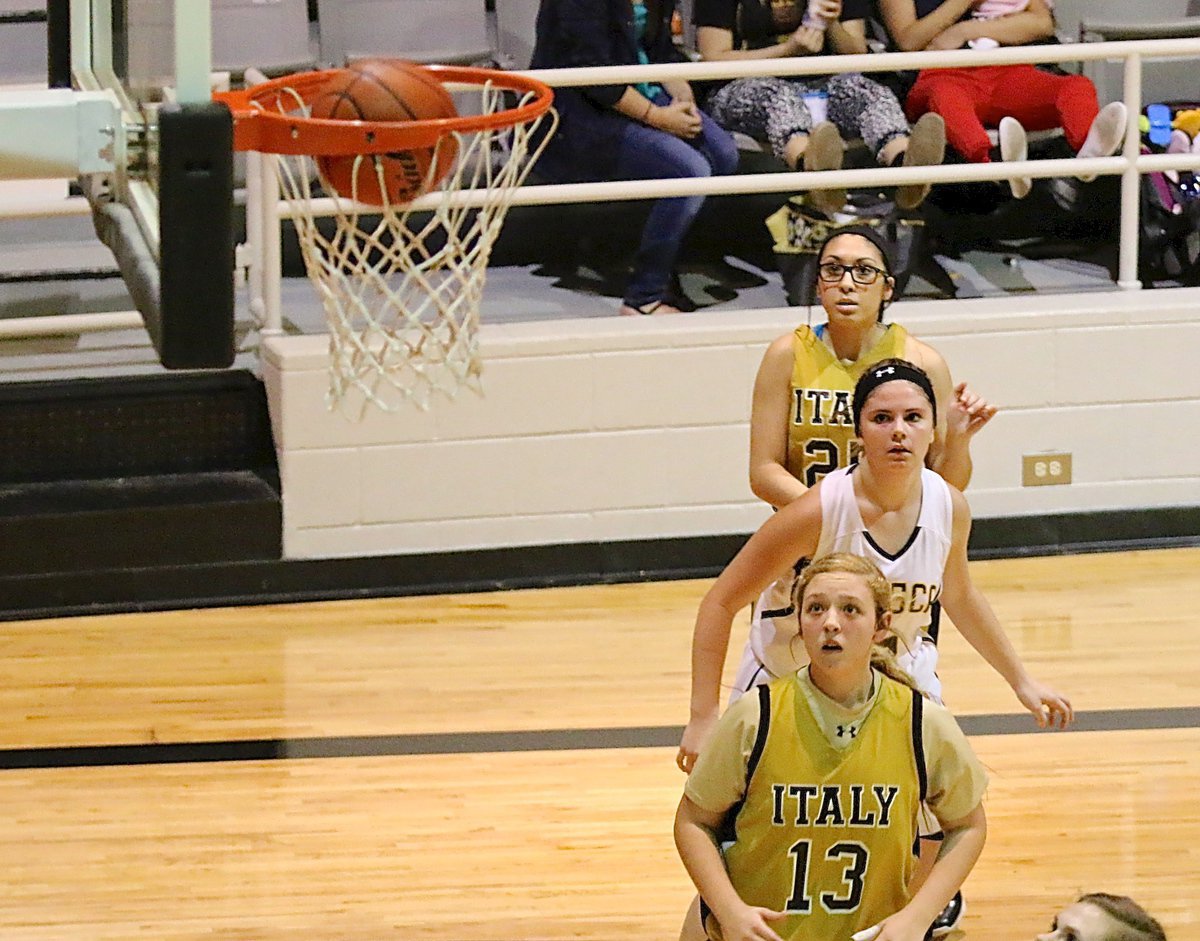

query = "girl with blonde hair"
[[676, 552, 988, 941]]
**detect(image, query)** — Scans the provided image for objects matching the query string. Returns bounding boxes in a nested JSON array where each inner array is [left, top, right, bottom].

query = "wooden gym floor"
[[0, 546, 1196, 940]]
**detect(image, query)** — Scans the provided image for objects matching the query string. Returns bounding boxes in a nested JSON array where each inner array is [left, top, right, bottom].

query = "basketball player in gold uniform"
[[676, 554, 987, 941], [749, 226, 994, 506]]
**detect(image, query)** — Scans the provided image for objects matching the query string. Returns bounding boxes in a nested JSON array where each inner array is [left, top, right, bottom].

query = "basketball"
[[310, 59, 459, 207]]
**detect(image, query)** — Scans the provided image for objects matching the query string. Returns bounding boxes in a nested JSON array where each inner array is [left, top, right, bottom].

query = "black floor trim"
[[9, 511, 1200, 619], [3, 707, 1196, 771], [1, 509, 1197, 621], [968, 506, 1200, 559], [0, 535, 750, 621]]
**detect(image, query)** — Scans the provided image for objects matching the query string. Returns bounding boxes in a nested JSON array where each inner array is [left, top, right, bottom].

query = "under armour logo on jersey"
[[836, 725, 858, 739]]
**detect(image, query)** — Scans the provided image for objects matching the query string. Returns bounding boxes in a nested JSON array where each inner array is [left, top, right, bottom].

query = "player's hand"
[[946, 381, 997, 440], [716, 902, 787, 941], [653, 99, 703, 138], [678, 712, 718, 773], [870, 907, 932, 941], [1014, 677, 1074, 729]]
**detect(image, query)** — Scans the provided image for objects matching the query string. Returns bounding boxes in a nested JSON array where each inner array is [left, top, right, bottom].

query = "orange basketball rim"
[[214, 65, 555, 156]]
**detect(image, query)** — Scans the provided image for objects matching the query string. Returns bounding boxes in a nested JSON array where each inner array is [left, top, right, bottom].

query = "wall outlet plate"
[[1022, 452, 1072, 486]]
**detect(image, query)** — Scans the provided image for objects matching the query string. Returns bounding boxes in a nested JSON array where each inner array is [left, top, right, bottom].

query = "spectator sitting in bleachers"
[[694, 0, 947, 213], [530, 0, 739, 316], [878, 0, 1127, 199], [967, 0, 1030, 48]]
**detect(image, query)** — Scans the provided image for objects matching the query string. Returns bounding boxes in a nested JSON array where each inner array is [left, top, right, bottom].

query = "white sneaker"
[[1076, 101, 1128, 181], [998, 116, 1031, 199]]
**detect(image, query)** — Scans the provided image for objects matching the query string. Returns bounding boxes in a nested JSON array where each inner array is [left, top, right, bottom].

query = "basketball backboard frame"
[[65, 0, 235, 368]]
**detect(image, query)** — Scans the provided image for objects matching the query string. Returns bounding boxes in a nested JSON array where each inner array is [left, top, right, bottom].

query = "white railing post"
[[1118, 52, 1143, 289], [173, 0, 212, 105], [246, 148, 265, 328], [68, 0, 90, 77], [261, 152, 284, 336]]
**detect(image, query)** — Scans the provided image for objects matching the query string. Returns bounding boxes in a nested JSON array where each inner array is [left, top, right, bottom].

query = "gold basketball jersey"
[[787, 324, 909, 486], [718, 674, 922, 941]]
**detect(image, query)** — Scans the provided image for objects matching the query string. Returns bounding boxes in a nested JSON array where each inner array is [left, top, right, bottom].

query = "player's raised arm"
[[910, 339, 995, 491]]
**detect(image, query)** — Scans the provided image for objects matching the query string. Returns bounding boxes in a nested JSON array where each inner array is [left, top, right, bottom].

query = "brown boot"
[[803, 121, 846, 216], [896, 113, 946, 210]]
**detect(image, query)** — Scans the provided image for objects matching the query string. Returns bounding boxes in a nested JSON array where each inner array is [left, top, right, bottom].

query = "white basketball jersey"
[[816, 465, 953, 650], [743, 465, 953, 691]]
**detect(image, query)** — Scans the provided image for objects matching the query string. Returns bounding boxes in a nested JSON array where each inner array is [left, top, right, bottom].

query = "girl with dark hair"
[[530, 0, 739, 315], [750, 227, 993, 507], [678, 357, 1071, 764]]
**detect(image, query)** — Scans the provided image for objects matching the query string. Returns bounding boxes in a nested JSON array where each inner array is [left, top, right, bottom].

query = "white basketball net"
[[268, 81, 555, 415]]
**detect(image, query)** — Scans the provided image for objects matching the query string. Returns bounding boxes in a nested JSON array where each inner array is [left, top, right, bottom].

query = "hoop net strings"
[[262, 81, 555, 416]]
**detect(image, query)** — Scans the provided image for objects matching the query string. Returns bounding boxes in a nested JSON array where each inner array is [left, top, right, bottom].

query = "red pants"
[[905, 64, 1100, 163]]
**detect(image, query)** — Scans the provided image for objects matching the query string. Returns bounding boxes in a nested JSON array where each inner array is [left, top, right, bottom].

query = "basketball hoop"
[[216, 65, 556, 415]]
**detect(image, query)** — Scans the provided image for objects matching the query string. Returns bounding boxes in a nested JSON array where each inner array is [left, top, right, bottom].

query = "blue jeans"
[[614, 93, 739, 308]]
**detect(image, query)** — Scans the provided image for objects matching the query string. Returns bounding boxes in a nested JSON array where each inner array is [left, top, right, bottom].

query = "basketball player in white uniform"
[[679, 359, 1073, 775], [738, 460, 953, 702]]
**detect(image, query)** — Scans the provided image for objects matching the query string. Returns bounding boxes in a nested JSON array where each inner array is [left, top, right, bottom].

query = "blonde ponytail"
[[869, 643, 922, 694]]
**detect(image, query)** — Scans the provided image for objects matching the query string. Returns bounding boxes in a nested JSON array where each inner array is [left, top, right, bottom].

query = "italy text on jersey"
[[792, 387, 855, 428], [770, 783, 900, 828]]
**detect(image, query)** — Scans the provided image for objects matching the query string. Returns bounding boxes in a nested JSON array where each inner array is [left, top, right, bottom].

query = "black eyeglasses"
[[817, 262, 887, 285]]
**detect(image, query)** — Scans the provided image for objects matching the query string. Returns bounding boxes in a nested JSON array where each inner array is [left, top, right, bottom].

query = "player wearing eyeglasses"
[[750, 226, 994, 509]]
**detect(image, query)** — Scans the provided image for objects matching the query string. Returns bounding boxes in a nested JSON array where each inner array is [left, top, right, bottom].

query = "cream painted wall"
[[262, 287, 1200, 560]]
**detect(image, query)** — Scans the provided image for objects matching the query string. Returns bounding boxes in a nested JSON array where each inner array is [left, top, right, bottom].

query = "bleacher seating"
[[0, 1, 47, 85], [1057, 0, 1200, 105], [316, 0, 493, 66], [211, 0, 313, 75]]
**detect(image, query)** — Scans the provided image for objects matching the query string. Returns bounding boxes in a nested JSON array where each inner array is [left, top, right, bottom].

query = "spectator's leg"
[[613, 103, 730, 310], [695, 107, 741, 178], [762, 81, 817, 170], [710, 76, 822, 168], [708, 77, 811, 162], [1074, 101, 1128, 179], [981, 66, 1100, 151], [897, 113, 947, 210], [825, 72, 909, 164], [906, 68, 993, 163], [1056, 74, 1106, 152]]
